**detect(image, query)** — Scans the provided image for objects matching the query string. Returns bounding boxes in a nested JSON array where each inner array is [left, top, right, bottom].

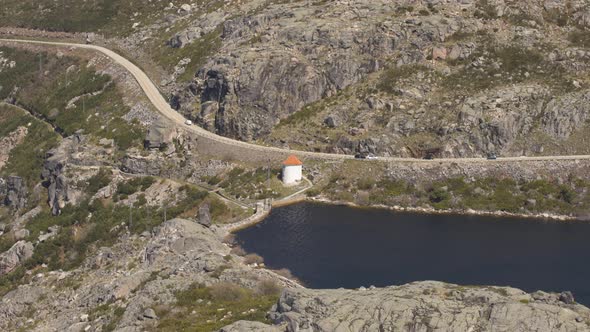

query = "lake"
[[235, 202, 590, 306]]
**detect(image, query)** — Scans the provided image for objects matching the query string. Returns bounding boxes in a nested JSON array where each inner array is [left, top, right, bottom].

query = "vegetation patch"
[[0, 180, 218, 296], [377, 64, 429, 95], [218, 167, 282, 200], [0, 104, 60, 189], [114, 177, 156, 200], [442, 45, 569, 93], [151, 25, 223, 83], [568, 29, 590, 48], [156, 281, 280, 332], [318, 164, 590, 216], [1, 47, 145, 150]]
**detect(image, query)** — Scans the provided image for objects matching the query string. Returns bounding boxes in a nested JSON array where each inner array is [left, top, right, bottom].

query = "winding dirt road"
[[2, 38, 590, 163]]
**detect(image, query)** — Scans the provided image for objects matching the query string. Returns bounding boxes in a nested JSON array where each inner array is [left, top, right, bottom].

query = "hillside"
[[4, 1, 590, 158], [2, 1, 590, 331], [3, 1, 590, 158]]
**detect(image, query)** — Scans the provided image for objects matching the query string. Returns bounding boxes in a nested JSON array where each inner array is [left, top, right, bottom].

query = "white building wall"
[[282, 165, 302, 185]]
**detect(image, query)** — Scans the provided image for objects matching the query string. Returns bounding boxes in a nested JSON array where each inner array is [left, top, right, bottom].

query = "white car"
[[366, 154, 378, 160], [185, 120, 193, 125]]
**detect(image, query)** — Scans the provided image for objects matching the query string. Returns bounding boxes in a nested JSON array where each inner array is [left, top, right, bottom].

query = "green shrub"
[[205, 175, 222, 186], [568, 30, 590, 48], [0, 105, 60, 190], [86, 168, 112, 195], [474, 0, 499, 19], [306, 188, 321, 197], [116, 177, 156, 196], [209, 282, 249, 302], [357, 178, 376, 190], [243, 253, 264, 265], [377, 64, 429, 94], [159, 282, 279, 332], [256, 280, 282, 296], [209, 198, 229, 219], [429, 187, 450, 204]]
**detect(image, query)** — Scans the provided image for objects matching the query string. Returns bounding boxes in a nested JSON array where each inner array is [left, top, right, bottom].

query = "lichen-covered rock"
[[0, 176, 27, 210], [153, 0, 590, 158], [145, 117, 175, 149], [0, 241, 33, 275], [219, 320, 281, 332], [254, 281, 590, 332], [196, 202, 212, 227]]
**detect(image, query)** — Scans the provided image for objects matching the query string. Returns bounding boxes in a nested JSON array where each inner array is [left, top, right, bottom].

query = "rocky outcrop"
[[173, 1, 455, 140], [36, 131, 121, 216], [154, 0, 590, 158], [0, 176, 28, 210], [42, 147, 69, 216], [0, 126, 27, 170], [144, 117, 175, 149], [196, 202, 212, 227], [0, 241, 33, 275], [232, 281, 590, 332]]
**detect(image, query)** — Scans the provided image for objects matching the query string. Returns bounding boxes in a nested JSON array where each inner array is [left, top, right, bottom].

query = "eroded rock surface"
[[0, 241, 33, 275], [236, 281, 590, 332]]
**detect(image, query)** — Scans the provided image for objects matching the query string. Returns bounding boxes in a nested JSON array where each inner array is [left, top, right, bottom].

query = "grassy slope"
[[156, 282, 280, 332], [0, 104, 60, 188], [1, 46, 145, 150], [0, 175, 239, 296], [0, 0, 227, 37], [0, 0, 172, 36]]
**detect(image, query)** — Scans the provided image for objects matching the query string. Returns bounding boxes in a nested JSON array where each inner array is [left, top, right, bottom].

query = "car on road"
[[354, 153, 378, 160], [487, 153, 497, 160], [185, 119, 193, 125], [423, 153, 434, 160]]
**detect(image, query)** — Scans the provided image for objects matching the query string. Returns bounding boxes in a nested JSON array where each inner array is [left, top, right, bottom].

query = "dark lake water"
[[236, 202, 590, 306]]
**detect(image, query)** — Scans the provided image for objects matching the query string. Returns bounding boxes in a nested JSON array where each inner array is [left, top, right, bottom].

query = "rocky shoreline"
[[225, 281, 590, 332], [311, 197, 579, 222], [223, 195, 578, 237]]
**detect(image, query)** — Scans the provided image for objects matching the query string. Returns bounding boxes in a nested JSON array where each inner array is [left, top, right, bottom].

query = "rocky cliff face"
[[228, 281, 590, 332], [0, 176, 28, 210], [0, 241, 33, 275], [155, 0, 590, 157]]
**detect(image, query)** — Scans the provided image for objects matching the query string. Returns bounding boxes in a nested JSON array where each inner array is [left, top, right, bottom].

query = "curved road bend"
[[2, 38, 590, 164]]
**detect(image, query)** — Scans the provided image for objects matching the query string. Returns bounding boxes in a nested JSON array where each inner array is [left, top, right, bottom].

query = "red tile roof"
[[283, 155, 303, 166]]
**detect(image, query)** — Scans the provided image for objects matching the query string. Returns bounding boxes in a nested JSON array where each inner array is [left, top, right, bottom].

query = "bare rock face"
[[42, 149, 69, 216], [145, 117, 175, 149], [160, 0, 590, 157], [172, 1, 413, 140], [231, 281, 590, 332], [0, 241, 33, 275], [196, 202, 212, 227], [0, 176, 28, 210]]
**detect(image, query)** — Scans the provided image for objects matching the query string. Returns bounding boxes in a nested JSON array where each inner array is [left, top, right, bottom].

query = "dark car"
[[354, 153, 367, 159], [423, 153, 434, 160], [487, 153, 497, 160]]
